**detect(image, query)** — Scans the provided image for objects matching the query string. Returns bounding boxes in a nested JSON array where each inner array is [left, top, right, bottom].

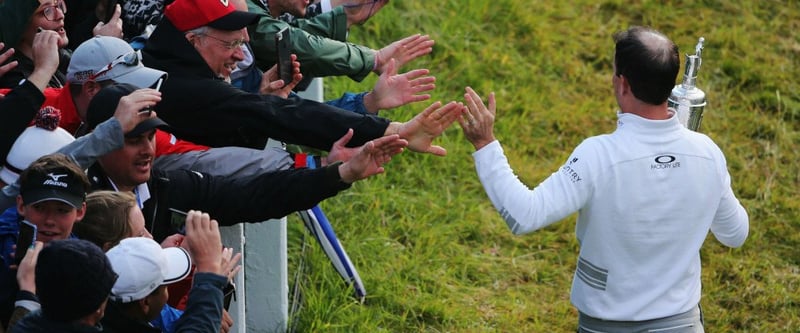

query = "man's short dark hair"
[[613, 26, 680, 105]]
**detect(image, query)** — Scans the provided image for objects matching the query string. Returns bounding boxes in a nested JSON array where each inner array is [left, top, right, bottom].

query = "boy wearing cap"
[[0, 154, 90, 327], [143, 0, 462, 155], [11, 239, 118, 332], [103, 211, 233, 333]]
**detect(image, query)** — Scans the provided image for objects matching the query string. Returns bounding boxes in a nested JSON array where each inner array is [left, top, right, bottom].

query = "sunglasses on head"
[[88, 52, 140, 81]]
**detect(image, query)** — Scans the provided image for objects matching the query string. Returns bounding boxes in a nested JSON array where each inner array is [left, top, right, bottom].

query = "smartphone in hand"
[[15, 220, 37, 265], [169, 208, 187, 234], [103, 0, 119, 23], [274, 27, 293, 87]]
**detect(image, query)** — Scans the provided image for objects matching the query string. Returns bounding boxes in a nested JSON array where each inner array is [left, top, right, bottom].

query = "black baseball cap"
[[20, 166, 87, 208], [87, 83, 171, 137]]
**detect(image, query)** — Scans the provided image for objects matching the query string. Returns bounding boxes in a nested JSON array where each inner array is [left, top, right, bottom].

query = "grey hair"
[[186, 26, 209, 36]]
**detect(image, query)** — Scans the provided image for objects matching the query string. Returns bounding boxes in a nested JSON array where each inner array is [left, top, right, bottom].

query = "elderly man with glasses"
[[142, 0, 462, 156]]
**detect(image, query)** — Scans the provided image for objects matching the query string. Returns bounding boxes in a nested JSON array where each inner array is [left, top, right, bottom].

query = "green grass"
[[285, 1, 800, 332]]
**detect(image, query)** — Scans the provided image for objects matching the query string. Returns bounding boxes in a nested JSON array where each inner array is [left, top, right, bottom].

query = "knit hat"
[[107, 237, 192, 302], [86, 83, 171, 137], [0, 107, 75, 185], [67, 36, 166, 88], [36, 239, 118, 322], [165, 0, 261, 32]]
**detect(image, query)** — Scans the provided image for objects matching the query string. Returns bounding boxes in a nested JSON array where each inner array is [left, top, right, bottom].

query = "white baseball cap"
[[67, 36, 166, 88], [106, 237, 192, 303]]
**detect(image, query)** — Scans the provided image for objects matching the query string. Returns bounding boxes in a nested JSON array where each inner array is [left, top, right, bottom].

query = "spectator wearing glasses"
[[0, 0, 72, 88], [0, 0, 125, 89], [143, 0, 461, 156], [84, 82, 409, 241]]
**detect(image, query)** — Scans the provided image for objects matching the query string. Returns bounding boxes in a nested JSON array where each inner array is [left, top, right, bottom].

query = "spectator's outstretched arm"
[[374, 34, 435, 75], [362, 58, 435, 114], [384, 101, 464, 156], [58, 88, 162, 168], [337, 132, 408, 183]]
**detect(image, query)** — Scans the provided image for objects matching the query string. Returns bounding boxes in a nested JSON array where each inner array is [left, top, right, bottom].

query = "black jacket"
[[102, 273, 227, 333], [0, 80, 44, 161], [142, 19, 390, 150], [87, 161, 350, 241], [10, 310, 103, 333]]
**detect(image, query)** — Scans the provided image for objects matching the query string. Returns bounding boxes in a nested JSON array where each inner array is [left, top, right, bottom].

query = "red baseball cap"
[[165, 0, 261, 32]]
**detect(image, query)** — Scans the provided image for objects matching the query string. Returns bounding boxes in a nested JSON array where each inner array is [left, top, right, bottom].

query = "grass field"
[[285, 1, 799, 332]]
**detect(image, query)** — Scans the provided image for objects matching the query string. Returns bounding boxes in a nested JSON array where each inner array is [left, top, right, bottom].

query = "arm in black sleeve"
[[163, 163, 350, 226], [155, 77, 390, 151], [0, 80, 44, 160], [173, 273, 226, 333]]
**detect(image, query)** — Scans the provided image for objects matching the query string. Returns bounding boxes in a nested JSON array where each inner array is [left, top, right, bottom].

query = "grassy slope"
[[286, 1, 799, 331]]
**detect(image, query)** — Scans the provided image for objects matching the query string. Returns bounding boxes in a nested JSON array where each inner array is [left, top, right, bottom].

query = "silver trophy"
[[668, 37, 706, 131]]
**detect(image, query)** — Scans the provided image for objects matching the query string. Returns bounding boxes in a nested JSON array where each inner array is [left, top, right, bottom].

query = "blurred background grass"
[[285, 1, 799, 331]]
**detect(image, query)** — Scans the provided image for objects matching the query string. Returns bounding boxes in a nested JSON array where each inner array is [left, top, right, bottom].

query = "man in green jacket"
[[246, 0, 434, 85]]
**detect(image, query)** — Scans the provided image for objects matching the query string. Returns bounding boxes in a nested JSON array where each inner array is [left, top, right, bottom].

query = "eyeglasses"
[[41, 0, 67, 21], [88, 52, 140, 81], [200, 34, 246, 50]]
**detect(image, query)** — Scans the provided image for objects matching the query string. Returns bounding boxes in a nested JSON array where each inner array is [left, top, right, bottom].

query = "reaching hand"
[[114, 88, 162, 134], [182, 210, 223, 275], [394, 100, 464, 156], [364, 58, 435, 113], [337, 134, 408, 183], [458, 87, 497, 151], [326, 128, 359, 164], [93, 4, 124, 39], [375, 34, 435, 74], [0, 43, 18, 79]]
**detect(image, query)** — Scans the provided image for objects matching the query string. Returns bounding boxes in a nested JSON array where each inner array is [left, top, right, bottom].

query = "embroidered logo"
[[651, 155, 680, 170], [43, 173, 69, 188]]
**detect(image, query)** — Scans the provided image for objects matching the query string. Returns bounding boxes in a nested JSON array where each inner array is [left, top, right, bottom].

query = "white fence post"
[[224, 78, 324, 333]]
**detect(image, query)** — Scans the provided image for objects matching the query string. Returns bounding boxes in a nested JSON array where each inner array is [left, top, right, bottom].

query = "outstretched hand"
[[375, 34, 435, 74], [394, 100, 464, 156], [326, 128, 359, 164], [458, 87, 497, 151], [337, 133, 408, 183], [363, 58, 435, 113], [115, 88, 162, 134], [260, 54, 302, 98]]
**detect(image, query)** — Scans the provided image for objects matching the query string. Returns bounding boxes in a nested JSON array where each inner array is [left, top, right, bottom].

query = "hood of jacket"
[[142, 18, 220, 81]]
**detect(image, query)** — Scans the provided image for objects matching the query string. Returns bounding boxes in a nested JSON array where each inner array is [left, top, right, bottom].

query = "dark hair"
[[18, 154, 91, 197], [613, 26, 680, 105], [73, 191, 137, 251]]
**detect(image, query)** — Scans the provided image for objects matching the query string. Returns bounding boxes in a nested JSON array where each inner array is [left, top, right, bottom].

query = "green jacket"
[[0, 0, 38, 49], [246, 1, 375, 82]]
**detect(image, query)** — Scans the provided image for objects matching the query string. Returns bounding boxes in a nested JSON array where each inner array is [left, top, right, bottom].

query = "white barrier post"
[[223, 78, 324, 333]]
